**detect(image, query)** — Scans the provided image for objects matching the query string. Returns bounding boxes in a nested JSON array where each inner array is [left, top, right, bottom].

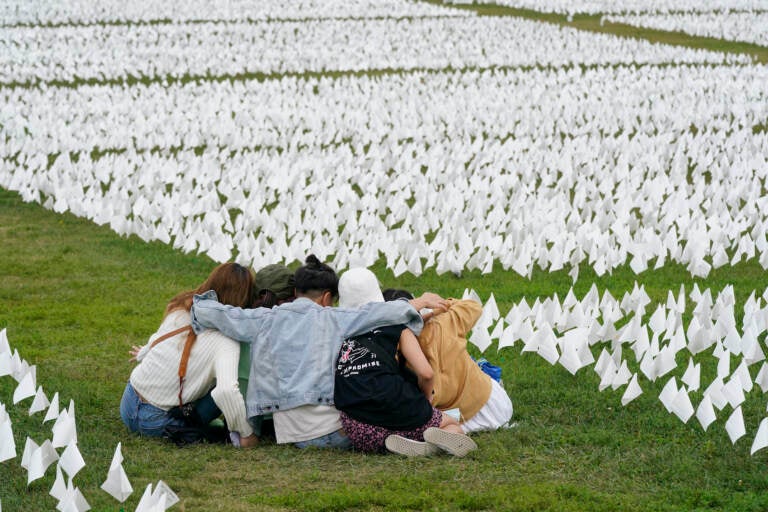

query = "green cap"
[[254, 264, 295, 300]]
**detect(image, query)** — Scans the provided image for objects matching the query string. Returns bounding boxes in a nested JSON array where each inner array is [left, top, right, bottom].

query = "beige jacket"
[[417, 299, 492, 422]]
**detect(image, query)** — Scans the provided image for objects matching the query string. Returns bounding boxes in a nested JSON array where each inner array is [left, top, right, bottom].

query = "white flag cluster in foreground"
[[0, 329, 178, 511]]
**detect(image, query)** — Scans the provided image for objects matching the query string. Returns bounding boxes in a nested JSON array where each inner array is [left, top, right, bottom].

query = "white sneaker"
[[423, 428, 477, 457], [385, 435, 441, 457]]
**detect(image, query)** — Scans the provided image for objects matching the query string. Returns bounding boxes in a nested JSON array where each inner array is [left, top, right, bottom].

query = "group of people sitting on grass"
[[119, 255, 513, 457]]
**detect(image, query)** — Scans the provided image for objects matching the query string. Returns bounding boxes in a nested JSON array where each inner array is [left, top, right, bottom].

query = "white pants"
[[461, 378, 513, 434]]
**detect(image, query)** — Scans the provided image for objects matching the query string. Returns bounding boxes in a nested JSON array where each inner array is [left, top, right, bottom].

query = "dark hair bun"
[[295, 254, 338, 297], [305, 254, 322, 268]]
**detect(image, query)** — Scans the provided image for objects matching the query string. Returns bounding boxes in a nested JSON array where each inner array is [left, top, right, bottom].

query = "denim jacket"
[[191, 292, 424, 416]]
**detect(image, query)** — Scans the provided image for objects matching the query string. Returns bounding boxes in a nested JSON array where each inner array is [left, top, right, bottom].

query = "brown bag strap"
[[177, 330, 197, 407], [148, 325, 196, 407], [149, 325, 193, 349]]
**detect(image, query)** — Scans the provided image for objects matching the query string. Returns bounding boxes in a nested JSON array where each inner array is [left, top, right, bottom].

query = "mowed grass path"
[[2, 182, 768, 512], [423, 0, 768, 64]]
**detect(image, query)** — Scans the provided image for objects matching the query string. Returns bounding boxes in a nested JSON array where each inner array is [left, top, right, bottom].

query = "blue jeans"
[[294, 429, 352, 450], [120, 382, 221, 437]]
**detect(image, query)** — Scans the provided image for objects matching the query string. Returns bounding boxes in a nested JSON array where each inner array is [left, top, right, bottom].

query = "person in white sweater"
[[120, 263, 258, 448]]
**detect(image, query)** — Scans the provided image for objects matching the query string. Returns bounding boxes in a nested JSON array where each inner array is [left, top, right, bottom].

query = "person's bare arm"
[[399, 329, 434, 402]]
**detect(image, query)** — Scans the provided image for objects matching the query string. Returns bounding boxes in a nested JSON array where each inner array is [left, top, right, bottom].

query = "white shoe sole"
[[423, 428, 477, 457], [385, 435, 441, 457]]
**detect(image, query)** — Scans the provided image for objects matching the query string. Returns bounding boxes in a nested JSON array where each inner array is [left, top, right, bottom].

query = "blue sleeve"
[[191, 292, 268, 343], [341, 299, 424, 338]]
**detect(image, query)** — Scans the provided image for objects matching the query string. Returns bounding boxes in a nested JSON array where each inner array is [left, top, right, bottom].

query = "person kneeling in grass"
[[334, 268, 477, 457]]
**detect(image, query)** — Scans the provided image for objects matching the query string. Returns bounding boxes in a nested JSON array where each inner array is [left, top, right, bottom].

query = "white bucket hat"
[[338, 268, 384, 308]]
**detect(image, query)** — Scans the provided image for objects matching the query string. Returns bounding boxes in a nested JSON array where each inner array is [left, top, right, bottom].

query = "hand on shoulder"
[[410, 293, 448, 314]]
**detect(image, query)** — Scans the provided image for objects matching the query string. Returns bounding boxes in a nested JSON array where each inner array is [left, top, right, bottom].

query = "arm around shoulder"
[[443, 299, 483, 336], [409, 292, 448, 315], [191, 294, 268, 343], [343, 299, 424, 338]]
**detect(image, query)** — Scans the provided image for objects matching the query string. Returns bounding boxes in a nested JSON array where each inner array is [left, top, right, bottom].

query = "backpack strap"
[[148, 324, 196, 407]]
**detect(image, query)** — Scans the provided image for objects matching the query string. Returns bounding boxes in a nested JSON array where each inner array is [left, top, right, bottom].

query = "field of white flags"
[[0, 0, 468, 24], [1, 0, 768, 508], [1, 5, 766, 278]]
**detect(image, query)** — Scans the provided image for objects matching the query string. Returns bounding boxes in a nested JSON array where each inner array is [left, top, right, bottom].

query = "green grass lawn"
[[2, 183, 768, 512]]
